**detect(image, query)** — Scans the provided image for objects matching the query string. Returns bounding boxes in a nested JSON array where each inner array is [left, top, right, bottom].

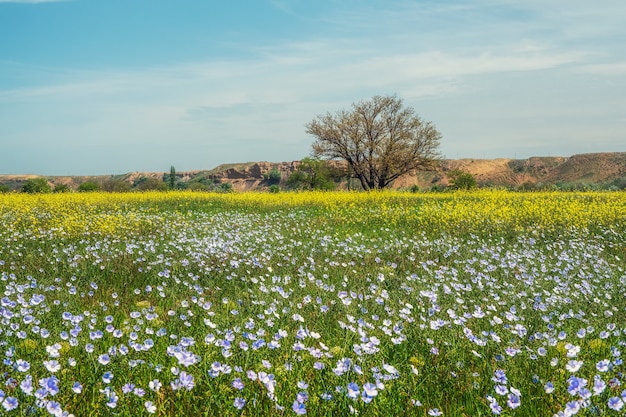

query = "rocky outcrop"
[[2, 153, 624, 191]]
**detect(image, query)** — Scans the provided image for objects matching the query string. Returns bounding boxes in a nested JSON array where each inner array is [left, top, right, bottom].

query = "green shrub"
[[78, 181, 101, 192], [22, 178, 51, 193], [287, 158, 337, 190], [53, 183, 71, 193], [448, 170, 477, 190], [101, 179, 131, 192], [133, 177, 167, 191], [263, 168, 281, 185], [187, 182, 209, 191], [220, 182, 233, 193]]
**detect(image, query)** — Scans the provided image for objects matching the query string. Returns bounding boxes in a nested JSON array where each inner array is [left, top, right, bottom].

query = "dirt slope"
[[1, 152, 624, 191]]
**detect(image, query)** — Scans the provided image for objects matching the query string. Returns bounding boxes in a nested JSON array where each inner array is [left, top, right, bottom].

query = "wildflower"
[[362, 382, 378, 403], [494, 385, 508, 396], [46, 401, 63, 416], [567, 376, 587, 396], [545, 381, 555, 394], [39, 376, 60, 396], [145, 401, 156, 414], [382, 363, 399, 376], [234, 397, 245, 410], [287, 387, 303, 402], [149, 380, 162, 392], [593, 375, 606, 395], [232, 378, 244, 390], [428, 408, 443, 416], [105, 389, 119, 408], [565, 360, 583, 373], [596, 359, 610, 372], [487, 396, 502, 415], [98, 354, 111, 365], [179, 350, 199, 367], [20, 376, 33, 395], [292, 400, 307, 414], [72, 382, 83, 394], [178, 371, 195, 390], [564, 401, 580, 415], [102, 371, 114, 384], [2, 396, 18, 411], [43, 360, 61, 373], [16, 359, 30, 372], [608, 397, 624, 411], [507, 393, 521, 409], [492, 370, 507, 384], [566, 344, 581, 358], [347, 382, 360, 399]]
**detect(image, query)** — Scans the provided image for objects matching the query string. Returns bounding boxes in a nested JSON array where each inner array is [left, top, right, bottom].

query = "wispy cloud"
[[1, 0, 624, 174], [577, 62, 626, 75]]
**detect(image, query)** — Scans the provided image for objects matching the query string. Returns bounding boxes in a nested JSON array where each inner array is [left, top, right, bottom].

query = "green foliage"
[[168, 166, 176, 190], [53, 183, 71, 193], [133, 177, 167, 191], [263, 167, 282, 185], [409, 184, 420, 193], [186, 177, 229, 192], [268, 184, 280, 193], [517, 182, 537, 192], [430, 184, 446, 192], [0, 184, 11, 193], [21, 178, 52, 193], [0, 192, 623, 416], [219, 182, 233, 193], [187, 182, 209, 191], [610, 176, 626, 190], [77, 181, 101, 192], [287, 157, 338, 190], [101, 178, 132, 192], [448, 170, 477, 190]]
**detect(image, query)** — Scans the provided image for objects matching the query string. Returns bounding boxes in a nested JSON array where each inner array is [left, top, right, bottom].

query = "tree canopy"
[[448, 170, 477, 190], [287, 158, 339, 191], [306, 95, 441, 190], [22, 178, 51, 194]]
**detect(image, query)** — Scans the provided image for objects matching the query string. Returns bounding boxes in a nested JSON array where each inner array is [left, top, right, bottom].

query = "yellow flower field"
[[1, 190, 624, 238]]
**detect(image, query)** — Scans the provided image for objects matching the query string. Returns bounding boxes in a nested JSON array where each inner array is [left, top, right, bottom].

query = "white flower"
[[565, 360, 583, 373], [145, 401, 156, 414], [43, 360, 61, 373]]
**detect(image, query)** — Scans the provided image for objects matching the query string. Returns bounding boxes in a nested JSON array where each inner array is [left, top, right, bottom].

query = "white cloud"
[[1, 0, 624, 174], [577, 62, 626, 75]]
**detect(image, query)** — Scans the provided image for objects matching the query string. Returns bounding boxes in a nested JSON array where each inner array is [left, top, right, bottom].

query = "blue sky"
[[1, 0, 624, 175]]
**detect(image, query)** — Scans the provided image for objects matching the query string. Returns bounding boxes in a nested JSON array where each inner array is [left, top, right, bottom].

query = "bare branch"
[[305, 95, 442, 189]]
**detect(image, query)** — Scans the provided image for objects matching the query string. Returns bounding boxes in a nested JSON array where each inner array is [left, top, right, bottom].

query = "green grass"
[[0, 192, 625, 416]]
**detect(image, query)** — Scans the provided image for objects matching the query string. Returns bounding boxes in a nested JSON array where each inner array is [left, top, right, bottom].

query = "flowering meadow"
[[1, 190, 625, 416]]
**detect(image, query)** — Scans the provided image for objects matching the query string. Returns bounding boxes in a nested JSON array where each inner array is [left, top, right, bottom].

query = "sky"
[[1, 0, 624, 175]]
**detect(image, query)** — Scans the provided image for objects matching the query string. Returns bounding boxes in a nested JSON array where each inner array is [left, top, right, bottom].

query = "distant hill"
[[1, 152, 625, 192]]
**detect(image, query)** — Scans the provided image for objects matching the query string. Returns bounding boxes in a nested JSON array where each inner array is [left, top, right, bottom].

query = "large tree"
[[306, 94, 442, 190]]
